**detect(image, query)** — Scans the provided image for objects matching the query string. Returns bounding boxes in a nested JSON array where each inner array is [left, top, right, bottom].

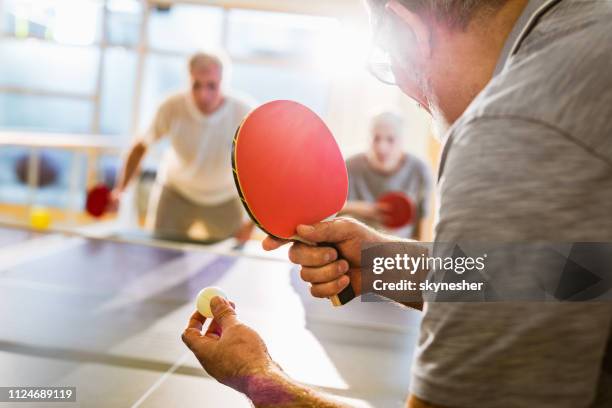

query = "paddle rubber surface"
[[232, 100, 348, 240], [377, 191, 415, 229], [86, 184, 111, 218]]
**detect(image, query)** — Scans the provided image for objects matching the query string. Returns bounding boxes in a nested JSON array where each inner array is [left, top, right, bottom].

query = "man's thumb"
[[211, 297, 239, 328]]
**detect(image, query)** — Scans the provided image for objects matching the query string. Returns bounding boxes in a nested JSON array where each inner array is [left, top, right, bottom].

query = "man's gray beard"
[[430, 108, 451, 141]]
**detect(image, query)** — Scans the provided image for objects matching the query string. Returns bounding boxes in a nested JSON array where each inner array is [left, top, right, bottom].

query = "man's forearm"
[[229, 368, 349, 408], [116, 141, 147, 191]]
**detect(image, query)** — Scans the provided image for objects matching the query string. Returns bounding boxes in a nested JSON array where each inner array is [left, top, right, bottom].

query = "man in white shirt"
[[113, 52, 254, 242]]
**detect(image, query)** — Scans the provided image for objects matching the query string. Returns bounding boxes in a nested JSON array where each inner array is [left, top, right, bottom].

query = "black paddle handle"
[[330, 285, 356, 306]]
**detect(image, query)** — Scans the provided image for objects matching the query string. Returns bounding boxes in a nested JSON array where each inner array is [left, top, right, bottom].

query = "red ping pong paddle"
[[377, 191, 415, 229], [231, 100, 355, 306], [86, 184, 111, 218]]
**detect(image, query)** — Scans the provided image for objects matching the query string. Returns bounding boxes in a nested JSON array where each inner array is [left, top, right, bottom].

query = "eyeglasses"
[[365, 6, 426, 111], [366, 7, 397, 86], [367, 46, 397, 86]]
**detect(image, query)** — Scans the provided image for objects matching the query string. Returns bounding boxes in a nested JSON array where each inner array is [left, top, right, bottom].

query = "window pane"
[[148, 4, 223, 53], [0, 146, 32, 206], [227, 10, 337, 60], [0, 147, 85, 209], [0, 94, 92, 133], [100, 47, 136, 139], [138, 54, 187, 170], [0, 147, 26, 201], [232, 64, 329, 116], [0, 40, 99, 94], [139, 54, 187, 131], [96, 154, 120, 189], [1, 0, 102, 45], [107, 0, 141, 47]]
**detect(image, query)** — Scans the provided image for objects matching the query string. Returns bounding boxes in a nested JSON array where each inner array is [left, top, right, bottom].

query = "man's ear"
[[386, 0, 432, 58]]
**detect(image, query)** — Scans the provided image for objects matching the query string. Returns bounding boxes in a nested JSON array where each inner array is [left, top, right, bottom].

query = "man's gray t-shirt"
[[346, 153, 432, 238], [413, 1, 612, 407]]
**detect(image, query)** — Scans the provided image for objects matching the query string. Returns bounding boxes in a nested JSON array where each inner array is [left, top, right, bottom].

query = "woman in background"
[[342, 111, 433, 240]]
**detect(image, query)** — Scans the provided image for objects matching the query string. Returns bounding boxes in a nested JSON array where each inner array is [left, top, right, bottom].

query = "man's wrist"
[[239, 367, 348, 408], [225, 366, 301, 407]]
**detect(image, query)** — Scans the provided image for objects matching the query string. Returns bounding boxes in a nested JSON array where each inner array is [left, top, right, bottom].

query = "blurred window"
[[140, 54, 187, 132], [148, 4, 223, 53], [1, 0, 102, 44], [232, 64, 329, 117], [0, 1, 335, 208], [0, 40, 100, 94], [0, 147, 85, 209], [0, 94, 92, 133], [227, 9, 336, 61], [100, 47, 137, 137], [107, 0, 141, 47]]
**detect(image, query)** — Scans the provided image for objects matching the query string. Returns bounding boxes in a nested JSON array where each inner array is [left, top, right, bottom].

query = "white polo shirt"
[[142, 92, 254, 206]]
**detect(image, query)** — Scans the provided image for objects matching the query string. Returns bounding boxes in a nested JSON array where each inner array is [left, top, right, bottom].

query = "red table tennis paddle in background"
[[377, 191, 415, 229], [232, 100, 355, 306], [86, 183, 111, 218]]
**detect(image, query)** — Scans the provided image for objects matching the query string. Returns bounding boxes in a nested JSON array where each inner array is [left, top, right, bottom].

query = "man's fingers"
[[376, 202, 392, 213], [205, 319, 222, 340], [262, 235, 289, 251], [296, 218, 355, 244], [211, 297, 239, 329], [182, 328, 205, 348], [204, 301, 235, 339], [182, 311, 208, 347], [310, 275, 350, 298], [300, 260, 348, 284], [187, 310, 206, 331], [288, 242, 337, 267]]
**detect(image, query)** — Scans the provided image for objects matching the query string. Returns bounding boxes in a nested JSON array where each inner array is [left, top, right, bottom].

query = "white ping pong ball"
[[196, 287, 228, 318]]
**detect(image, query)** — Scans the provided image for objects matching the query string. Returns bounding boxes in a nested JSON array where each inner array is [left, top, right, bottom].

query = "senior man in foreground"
[[183, 1, 612, 407]]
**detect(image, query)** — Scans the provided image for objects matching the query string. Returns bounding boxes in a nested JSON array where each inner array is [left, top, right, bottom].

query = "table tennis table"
[[0, 225, 421, 408]]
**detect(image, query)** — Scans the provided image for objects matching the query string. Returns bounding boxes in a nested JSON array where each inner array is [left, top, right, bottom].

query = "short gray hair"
[[371, 111, 405, 136], [188, 51, 227, 74], [368, 0, 508, 28]]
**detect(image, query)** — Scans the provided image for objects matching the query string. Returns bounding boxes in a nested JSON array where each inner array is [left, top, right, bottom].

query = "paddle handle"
[[330, 285, 356, 307]]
